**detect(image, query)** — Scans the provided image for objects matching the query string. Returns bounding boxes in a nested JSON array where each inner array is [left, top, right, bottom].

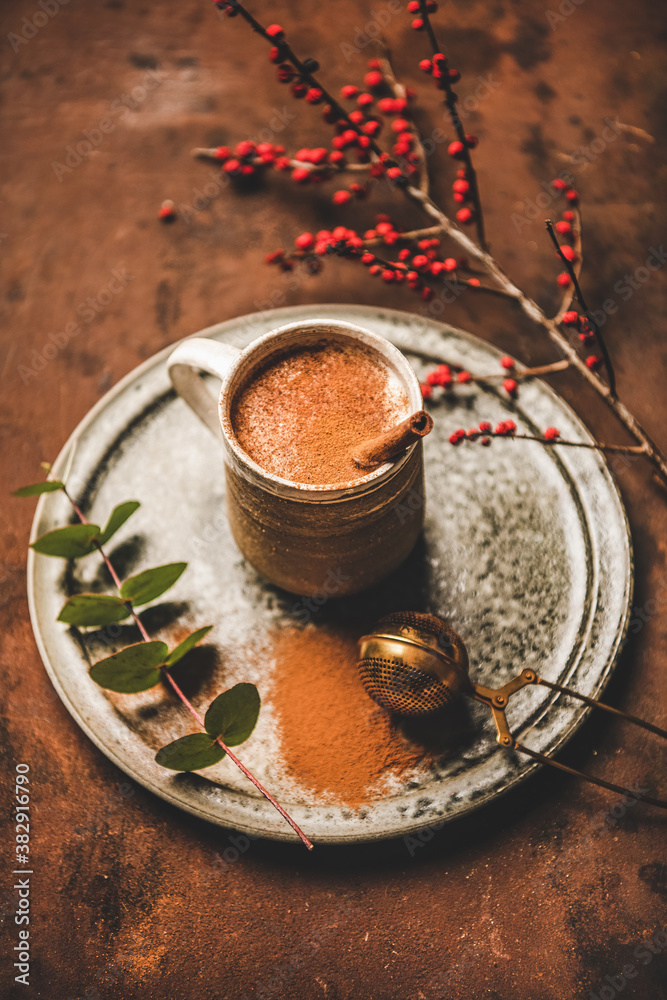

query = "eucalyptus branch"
[[18, 480, 313, 850]]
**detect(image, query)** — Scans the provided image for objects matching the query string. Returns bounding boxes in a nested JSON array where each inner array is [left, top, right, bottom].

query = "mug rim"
[[218, 318, 423, 498]]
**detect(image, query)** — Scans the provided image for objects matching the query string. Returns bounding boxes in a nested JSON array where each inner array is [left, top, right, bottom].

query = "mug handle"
[[167, 338, 241, 441]]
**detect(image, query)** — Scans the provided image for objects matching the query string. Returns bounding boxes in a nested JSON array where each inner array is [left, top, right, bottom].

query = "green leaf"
[[97, 500, 141, 545], [204, 683, 260, 746], [90, 640, 168, 693], [30, 523, 101, 559], [155, 733, 226, 772], [13, 481, 65, 497], [165, 626, 214, 667], [120, 562, 187, 606], [58, 594, 131, 628]]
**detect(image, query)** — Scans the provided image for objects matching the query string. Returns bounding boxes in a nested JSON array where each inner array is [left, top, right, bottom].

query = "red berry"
[[465, 134, 478, 149], [291, 82, 307, 98], [158, 200, 175, 222], [269, 46, 282, 64], [557, 272, 571, 287], [369, 264, 381, 276], [562, 310, 579, 325], [565, 189, 579, 204], [457, 370, 472, 384], [412, 18, 425, 30], [544, 427, 560, 441], [361, 252, 375, 265], [357, 93, 374, 108], [235, 140, 255, 158], [333, 190, 352, 205], [480, 436, 491, 446], [306, 88, 324, 104], [478, 421, 492, 433], [392, 118, 411, 133], [295, 232, 315, 251], [560, 245, 578, 262], [552, 178, 567, 191], [382, 269, 396, 283], [443, 258, 457, 272], [449, 429, 466, 445], [291, 167, 310, 183], [223, 158, 241, 173], [407, 0, 420, 10], [467, 277, 480, 286], [586, 355, 603, 370], [503, 378, 518, 396], [412, 254, 429, 269], [563, 210, 575, 221], [448, 69, 461, 82], [386, 166, 402, 180], [456, 207, 474, 224], [555, 220, 572, 236], [453, 178, 470, 195], [448, 140, 466, 159], [421, 286, 434, 301], [341, 85, 359, 99], [266, 24, 284, 39], [419, 59, 433, 73], [421, 384, 433, 400], [364, 70, 383, 89], [500, 356, 514, 370], [277, 65, 294, 83]]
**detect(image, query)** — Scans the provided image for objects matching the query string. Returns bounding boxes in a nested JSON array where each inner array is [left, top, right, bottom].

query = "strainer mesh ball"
[[358, 611, 467, 716]]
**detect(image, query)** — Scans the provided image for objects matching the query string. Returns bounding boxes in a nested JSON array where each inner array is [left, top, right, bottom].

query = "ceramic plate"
[[27, 304, 632, 844]]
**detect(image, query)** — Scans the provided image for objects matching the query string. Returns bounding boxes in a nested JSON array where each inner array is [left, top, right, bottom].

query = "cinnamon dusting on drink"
[[230, 340, 409, 485]]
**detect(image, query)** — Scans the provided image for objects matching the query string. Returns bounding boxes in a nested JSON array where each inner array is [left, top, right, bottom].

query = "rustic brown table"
[[1, 0, 666, 997]]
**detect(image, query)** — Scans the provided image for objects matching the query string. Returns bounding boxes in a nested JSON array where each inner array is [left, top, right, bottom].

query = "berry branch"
[[448, 421, 647, 454], [175, 2, 667, 486], [412, 0, 487, 248], [546, 218, 616, 397]]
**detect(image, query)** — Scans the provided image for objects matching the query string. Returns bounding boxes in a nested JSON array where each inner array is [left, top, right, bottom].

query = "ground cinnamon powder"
[[267, 624, 432, 807]]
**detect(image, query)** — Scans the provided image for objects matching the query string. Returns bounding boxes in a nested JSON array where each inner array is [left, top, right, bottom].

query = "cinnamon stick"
[[352, 409, 434, 468]]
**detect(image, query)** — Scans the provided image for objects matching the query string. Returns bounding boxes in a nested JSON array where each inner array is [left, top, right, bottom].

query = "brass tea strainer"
[[358, 611, 667, 809]]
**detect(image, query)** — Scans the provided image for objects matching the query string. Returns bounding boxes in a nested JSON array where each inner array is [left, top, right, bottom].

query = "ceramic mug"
[[167, 320, 426, 596]]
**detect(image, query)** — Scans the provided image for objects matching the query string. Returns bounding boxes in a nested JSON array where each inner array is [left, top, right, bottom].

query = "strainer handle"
[[512, 742, 667, 811]]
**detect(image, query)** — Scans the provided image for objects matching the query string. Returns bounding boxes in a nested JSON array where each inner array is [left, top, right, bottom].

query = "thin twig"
[[377, 45, 430, 195], [416, 0, 487, 249], [488, 433, 646, 454], [546, 219, 616, 398], [552, 206, 583, 323], [64, 489, 313, 849]]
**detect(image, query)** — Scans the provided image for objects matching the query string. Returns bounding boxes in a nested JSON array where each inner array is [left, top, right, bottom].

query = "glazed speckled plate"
[[27, 304, 632, 845]]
